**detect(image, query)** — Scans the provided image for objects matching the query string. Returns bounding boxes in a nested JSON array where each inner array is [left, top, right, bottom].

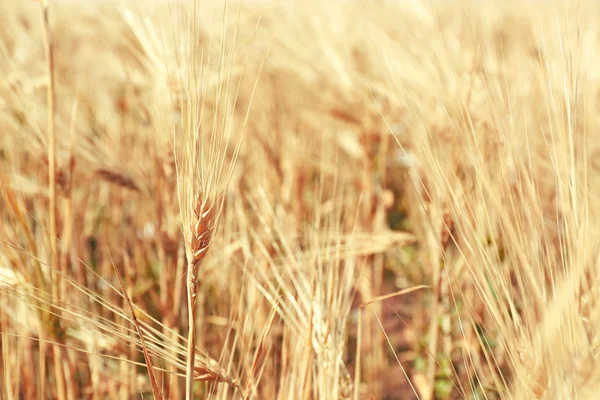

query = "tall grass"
[[1, 0, 599, 399]]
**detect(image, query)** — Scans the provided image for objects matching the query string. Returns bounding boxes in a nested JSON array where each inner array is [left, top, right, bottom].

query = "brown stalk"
[[58, 98, 80, 400], [41, 0, 58, 302], [40, 2, 68, 399], [353, 308, 362, 400], [126, 257, 137, 399]]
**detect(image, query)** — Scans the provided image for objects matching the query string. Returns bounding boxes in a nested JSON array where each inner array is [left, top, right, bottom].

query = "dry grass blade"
[[373, 310, 420, 399], [360, 285, 431, 308], [110, 256, 164, 400], [244, 298, 280, 399]]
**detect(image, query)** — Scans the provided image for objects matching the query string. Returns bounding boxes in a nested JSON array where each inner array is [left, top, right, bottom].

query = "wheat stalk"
[[184, 193, 220, 399], [39, 1, 73, 399]]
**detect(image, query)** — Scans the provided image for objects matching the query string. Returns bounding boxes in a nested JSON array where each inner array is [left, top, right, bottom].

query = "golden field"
[[1, 0, 600, 399]]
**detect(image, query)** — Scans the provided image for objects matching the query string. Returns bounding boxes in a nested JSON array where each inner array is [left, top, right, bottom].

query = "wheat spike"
[[184, 193, 223, 399]]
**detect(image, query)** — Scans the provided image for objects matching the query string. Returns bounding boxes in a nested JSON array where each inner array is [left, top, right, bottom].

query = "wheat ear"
[[185, 194, 219, 400]]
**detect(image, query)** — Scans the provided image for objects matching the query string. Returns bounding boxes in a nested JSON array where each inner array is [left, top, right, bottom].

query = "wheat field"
[[1, 0, 599, 399]]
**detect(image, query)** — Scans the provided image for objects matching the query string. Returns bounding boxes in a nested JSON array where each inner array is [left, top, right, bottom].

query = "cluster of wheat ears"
[[1, 0, 600, 399]]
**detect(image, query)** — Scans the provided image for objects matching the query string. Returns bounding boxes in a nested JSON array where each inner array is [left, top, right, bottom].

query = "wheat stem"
[[40, 2, 68, 399], [185, 260, 199, 400]]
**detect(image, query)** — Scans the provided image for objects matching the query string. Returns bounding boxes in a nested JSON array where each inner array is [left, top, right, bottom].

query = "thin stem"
[[52, 347, 67, 400], [41, 2, 67, 400], [186, 264, 198, 400], [42, 0, 58, 303]]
